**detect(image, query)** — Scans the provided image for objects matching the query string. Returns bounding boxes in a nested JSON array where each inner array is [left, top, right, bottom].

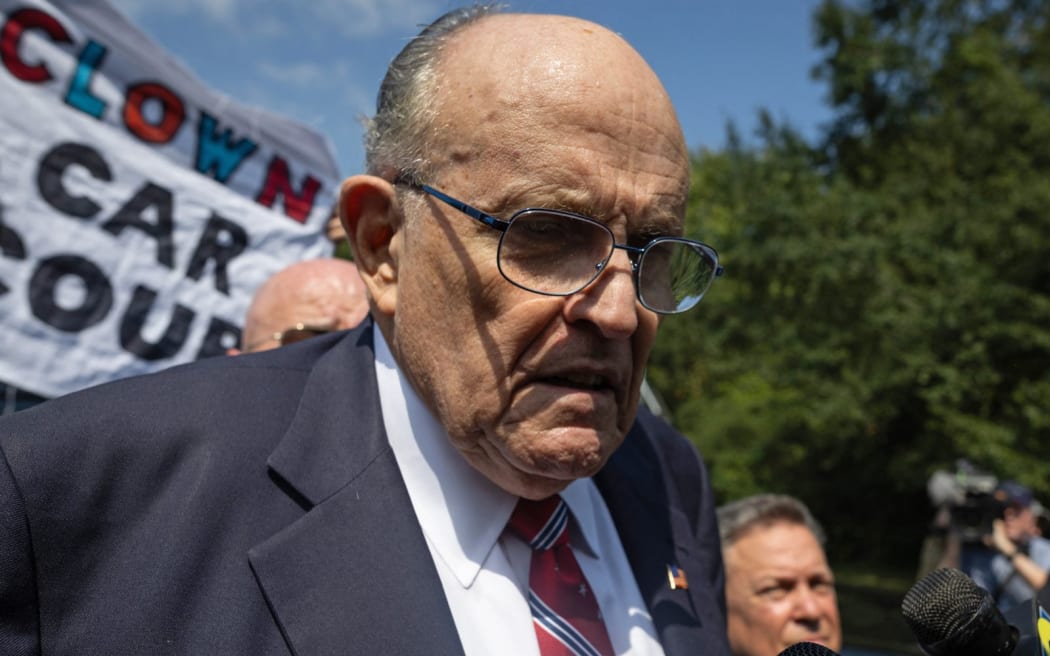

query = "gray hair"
[[717, 493, 827, 547], [364, 4, 502, 181]]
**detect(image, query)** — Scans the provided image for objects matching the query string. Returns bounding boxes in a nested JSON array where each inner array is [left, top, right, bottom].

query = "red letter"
[[123, 82, 186, 143], [1, 8, 72, 83], [255, 156, 322, 224]]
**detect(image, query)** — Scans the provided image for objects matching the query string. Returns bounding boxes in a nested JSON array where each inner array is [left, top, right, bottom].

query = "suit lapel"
[[248, 324, 464, 656], [595, 420, 707, 656]]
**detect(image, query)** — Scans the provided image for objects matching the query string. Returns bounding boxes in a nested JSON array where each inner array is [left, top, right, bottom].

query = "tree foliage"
[[649, 0, 1050, 567]]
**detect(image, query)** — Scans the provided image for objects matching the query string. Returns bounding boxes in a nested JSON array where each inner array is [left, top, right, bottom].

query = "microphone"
[[901, 567, 1018, 655], [776, 642, 840, 655]]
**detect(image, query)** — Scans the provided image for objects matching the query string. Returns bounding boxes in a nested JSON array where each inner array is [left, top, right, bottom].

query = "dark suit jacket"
[[0, 321, 729, 655]]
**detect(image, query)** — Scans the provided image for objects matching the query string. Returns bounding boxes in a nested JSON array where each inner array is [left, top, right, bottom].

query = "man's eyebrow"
[[494, 184, 595, 214], [499, 185, 683, 225]]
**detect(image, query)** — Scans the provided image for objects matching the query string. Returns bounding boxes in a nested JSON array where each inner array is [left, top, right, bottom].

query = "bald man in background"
[[230, 257, 369, 355]]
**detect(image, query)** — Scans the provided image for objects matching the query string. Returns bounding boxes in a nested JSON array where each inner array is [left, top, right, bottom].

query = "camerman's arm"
[[935, 525, 962, 570], [1003, 550, 1048, 591], [992, 519, 1049, 591]]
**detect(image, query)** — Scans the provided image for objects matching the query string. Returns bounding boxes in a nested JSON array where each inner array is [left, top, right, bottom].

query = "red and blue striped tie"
[[509, 496, 615, 656]]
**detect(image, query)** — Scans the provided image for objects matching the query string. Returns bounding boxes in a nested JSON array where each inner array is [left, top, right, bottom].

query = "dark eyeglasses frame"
[[403, 182, 724, 314], [244, 323, 335, 352]]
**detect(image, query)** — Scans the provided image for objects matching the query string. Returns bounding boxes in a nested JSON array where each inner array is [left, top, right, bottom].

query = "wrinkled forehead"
[[427, 14, 689, 198], [443, 14, 659, 95], [433, 14, 684, 139]]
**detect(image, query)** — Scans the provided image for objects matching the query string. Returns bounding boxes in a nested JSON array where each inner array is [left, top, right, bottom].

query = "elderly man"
[[229, 257, 369, 355], [717, 494, 842, 656], [0, 5, 728, 655]]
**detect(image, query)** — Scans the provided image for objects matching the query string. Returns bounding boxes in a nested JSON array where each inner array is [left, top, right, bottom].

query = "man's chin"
[[503, 454, 607, 499], [511, 451, 612, 498], [471, 422, 624, 498]]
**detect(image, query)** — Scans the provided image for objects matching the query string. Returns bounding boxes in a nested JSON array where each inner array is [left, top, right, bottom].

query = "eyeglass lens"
[[498, 211, 612, 294], [638, 239, 719, 313], [497, 210, 718, 313], [279, 327, 330, 346]]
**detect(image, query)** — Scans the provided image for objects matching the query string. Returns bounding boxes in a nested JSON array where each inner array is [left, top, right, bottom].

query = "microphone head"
[[901, 567, 1018, 656], [776, 642, 840, 656]]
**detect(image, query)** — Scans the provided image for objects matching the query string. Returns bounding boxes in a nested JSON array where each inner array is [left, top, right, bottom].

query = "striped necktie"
[[508, 496, 615, 656]]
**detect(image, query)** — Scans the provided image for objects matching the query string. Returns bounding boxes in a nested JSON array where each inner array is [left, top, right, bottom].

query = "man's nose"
[[792, 587, 824, 620], [564, 250, 640, 338]]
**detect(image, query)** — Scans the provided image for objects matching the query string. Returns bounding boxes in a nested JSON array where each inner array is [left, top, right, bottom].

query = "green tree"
[[812, 0, 1050, 519], [650, 0, 1050, 567]]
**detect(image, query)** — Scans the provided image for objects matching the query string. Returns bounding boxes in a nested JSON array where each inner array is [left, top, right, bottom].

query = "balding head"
[[236, 258, 369, 354], [426, 12, 686, 183], [364, 6, 686, 187]]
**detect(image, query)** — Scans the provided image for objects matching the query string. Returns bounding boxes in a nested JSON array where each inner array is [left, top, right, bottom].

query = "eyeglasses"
[[405, 183, 723, 314], [245, 323, 334, 352]]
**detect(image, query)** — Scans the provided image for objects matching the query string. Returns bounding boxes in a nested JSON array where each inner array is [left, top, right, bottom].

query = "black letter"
[[196, 315, 241, 358], [0, 203, 27, 296], [185, 212, 248, 295], [28, 255, 113, 331], [101, 182, 175, 268], [36, 142, 112, 218], [119, 285, 193, 360]]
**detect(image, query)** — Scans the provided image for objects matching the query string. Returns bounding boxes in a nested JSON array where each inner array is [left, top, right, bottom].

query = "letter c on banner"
[[37, 142, 113, 219], [1, 8, 73, 83]]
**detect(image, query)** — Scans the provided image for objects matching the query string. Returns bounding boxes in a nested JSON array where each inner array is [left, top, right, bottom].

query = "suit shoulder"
[[630, 406, 705, 468], [0, 346, 328, 494]]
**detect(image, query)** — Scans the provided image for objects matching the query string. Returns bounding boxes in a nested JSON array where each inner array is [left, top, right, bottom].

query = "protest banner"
[[0, 1, 340, 397]]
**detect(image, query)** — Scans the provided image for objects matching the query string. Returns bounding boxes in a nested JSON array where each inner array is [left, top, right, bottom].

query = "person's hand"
[[326, 214, 348, 242], [989, 518, 1016, 556]]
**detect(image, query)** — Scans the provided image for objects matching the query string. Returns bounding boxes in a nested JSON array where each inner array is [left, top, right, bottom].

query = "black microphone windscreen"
[[901, 567, 1018, 656], [776, 642, 840, 656], [902, 567, 988, 644]]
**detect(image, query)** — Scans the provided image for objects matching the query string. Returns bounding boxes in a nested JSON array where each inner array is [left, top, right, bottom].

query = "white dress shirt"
[[373, 330, 664, 656]]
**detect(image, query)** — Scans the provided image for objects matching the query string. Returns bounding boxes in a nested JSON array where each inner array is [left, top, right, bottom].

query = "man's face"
[[1004, 505, 1039, 542], [723, 522, 842, 656], [385, 15, 689, 499]]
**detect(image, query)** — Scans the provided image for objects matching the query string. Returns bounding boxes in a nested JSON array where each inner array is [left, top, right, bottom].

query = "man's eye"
[[758, 586, 789, 600]]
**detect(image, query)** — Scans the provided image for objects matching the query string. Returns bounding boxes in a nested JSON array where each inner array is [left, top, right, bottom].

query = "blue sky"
[[110, 0, 835, 176]]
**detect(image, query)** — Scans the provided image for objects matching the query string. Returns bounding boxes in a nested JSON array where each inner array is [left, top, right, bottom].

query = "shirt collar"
[[373, 327, 601, 586]]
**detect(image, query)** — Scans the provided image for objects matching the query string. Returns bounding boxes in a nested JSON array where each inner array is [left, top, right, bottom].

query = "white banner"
[[0, 1, 340, 397]]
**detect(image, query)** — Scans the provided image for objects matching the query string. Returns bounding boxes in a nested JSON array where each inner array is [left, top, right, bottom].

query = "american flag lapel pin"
[[666, 563, 688, 590]]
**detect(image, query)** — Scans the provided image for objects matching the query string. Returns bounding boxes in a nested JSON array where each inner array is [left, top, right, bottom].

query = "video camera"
[[927, 460, 1006, 543]]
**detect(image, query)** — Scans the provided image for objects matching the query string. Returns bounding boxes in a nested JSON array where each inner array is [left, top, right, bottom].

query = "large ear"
[[339, 175, 401, 318]]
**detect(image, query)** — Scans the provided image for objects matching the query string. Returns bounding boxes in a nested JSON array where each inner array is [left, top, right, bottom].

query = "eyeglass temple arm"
[[417, 185, 510, 231]]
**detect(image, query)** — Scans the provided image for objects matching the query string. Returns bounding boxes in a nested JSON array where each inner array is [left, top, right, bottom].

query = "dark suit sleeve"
[[0, 444, 40, 656]]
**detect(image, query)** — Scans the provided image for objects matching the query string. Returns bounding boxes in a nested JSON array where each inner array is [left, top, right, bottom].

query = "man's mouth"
[[546, 374, 610, 391]]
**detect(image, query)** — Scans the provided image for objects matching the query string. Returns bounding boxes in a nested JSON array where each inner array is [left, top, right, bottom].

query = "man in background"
[[0, 5, 729, 654], [717, 494, 842, 656], [229, 257, 368, 355], [958, 480, 1050, 611]]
